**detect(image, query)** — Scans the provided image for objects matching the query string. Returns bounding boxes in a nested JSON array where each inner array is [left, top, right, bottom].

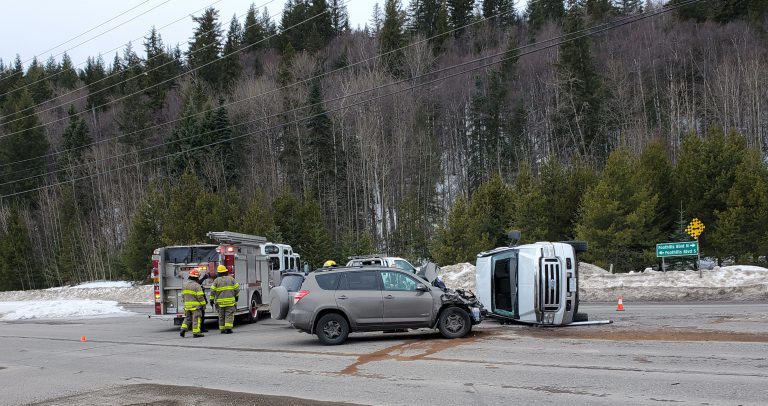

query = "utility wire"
[[0, 0, 172, 95], [0, 0, 154, 85], [0, 0, 279, 125], [0, 1, 510, 171], [0, 0, 700, 198]]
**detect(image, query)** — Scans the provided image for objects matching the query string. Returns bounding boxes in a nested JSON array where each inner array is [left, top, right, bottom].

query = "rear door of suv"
[[380, 270, 433, 327], [335, 270, 384, 329]]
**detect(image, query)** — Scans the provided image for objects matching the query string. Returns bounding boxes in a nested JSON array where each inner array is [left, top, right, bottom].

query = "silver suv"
[[285, 267, 483, 345]]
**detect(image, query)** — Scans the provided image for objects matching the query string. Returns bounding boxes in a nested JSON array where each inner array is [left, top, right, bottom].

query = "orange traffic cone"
[[80, 336, 87, 342], [616, 296, 625, 311]]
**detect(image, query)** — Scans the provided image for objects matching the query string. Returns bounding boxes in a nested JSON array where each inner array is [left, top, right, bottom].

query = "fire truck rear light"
[[226, 246, 235, 253], [154, 303, 161, 315], [294, 290, 309, 304]]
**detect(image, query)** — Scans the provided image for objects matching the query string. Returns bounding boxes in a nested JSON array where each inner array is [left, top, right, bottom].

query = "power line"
[[0, 0, 279, 123], [0, 0, 700, 199], [0, 0, 172, 96], [0, 0, 336, 139], [0, 1, 512, 171]]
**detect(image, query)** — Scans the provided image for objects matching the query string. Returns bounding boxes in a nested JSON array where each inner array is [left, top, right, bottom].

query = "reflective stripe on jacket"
[[211, 275, 239, 307], [182, 280, 206, 310]]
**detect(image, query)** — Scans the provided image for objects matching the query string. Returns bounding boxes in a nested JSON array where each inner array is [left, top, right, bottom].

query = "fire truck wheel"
[[247, 293, 261, 323], [270, 286, 290, 320]]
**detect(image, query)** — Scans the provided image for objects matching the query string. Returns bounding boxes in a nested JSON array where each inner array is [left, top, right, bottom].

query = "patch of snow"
[[72, 281, 133, 289], [0, 300, 134, 321], [0, 284, 152, 304]]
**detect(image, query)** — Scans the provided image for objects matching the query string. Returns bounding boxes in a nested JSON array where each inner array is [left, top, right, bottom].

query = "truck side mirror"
[[507, 230, 521, 246]]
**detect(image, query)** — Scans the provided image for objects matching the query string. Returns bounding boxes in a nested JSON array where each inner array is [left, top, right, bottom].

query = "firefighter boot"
[[179, 330, 186, 337], [193, 333, 204, 338], [225, 329, 233, 334]]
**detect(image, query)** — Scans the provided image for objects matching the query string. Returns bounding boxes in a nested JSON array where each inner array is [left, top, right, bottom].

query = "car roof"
[[313, 265, 407, 273]]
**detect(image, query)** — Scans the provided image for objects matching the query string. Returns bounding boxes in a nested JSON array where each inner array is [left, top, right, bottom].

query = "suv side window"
[[381, 271, 418, 291], [315, 273, 341, 290], [339, 271, 380, 290]]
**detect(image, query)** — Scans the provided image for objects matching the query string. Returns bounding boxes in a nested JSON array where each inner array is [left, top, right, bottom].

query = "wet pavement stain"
[[515, 327, 768, 343], [338, 330, 495, 376]]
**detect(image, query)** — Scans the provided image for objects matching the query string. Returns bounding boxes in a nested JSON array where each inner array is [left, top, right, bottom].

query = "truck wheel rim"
[[323, 321, 341, 338], [445, 314, 464, 333]]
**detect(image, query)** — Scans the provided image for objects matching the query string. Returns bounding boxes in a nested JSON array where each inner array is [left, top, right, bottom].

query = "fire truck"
[[151, 231, 300, 325]]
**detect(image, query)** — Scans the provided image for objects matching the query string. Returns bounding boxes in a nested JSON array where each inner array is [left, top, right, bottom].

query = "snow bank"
[[439, 262, 768, 301], [0, 300, 134, 321], [0, 284, 152, 304]]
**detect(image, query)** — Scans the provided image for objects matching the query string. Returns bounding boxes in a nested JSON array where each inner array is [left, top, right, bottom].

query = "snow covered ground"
[[0, 281, 152, 304], [440, 262, 768, 302], [0, 300, 134, 321]]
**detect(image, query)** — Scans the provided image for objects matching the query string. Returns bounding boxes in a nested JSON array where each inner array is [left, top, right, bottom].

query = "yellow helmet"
[[323, 260, 337, 267], [217, 264, 229, 273]]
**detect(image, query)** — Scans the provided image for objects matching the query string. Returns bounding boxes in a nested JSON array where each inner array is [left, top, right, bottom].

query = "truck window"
[[393, 260, 416, 273], [269, 257, 280, 271]]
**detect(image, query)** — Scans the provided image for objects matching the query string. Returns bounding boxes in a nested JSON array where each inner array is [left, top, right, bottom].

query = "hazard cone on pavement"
[[616, 296, 625, 311]]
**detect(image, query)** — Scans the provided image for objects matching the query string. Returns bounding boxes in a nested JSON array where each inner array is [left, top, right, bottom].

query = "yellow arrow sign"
[[685, 218, 705, 239]]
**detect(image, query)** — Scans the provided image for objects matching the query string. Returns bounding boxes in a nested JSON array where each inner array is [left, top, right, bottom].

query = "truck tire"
[[315, 313, 350, 345], [559, 240, 588, 254], [573, 312, 589, 322], [270, 286, 289, 320], [437, 307, 472, 339], [247, 292, 261, 323]]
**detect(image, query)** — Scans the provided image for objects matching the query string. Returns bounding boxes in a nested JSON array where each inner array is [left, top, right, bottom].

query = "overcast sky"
[[0, 0, 382, 68]]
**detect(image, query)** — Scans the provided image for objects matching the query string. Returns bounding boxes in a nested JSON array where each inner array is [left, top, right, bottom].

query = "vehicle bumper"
[[287, 308, 312, 332]]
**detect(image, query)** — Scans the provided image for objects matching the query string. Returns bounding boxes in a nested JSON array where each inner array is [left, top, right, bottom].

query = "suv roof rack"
[[347, 254, 389, 260]]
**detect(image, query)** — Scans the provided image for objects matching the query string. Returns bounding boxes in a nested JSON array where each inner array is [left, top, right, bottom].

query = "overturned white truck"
[[475, 240, 588, 326]]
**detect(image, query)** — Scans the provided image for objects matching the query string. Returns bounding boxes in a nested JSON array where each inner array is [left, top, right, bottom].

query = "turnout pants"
[[181, 309, 203, 334], [217, 306, 235, 330]]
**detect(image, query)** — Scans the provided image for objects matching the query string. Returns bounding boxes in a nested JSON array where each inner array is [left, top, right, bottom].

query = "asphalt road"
[[1, 302, 767, 405]]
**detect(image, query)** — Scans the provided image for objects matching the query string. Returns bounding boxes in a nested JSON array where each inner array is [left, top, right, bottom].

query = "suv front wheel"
[[315, 313, 350, 345], [438, 307, 472, 339]]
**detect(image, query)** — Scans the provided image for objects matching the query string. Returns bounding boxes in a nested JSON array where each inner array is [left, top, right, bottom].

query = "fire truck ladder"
[[206, 231, 267, 246]]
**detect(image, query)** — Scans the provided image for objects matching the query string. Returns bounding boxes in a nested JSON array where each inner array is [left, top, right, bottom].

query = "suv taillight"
[[294, 290, 309, 304]]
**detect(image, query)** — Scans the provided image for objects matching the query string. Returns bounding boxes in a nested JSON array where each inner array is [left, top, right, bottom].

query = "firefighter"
[[180, 269, 206, 338], [197, 270, 210, 332], [210, 264, 239, 334]]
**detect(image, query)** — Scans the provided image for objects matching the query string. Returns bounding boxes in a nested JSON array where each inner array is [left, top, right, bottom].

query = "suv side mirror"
[[416, 284, 429, 292]]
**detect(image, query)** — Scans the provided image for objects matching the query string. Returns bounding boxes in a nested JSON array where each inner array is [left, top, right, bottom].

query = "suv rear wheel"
[[316, 313, 350, 345], [438, 307, 472, 339]]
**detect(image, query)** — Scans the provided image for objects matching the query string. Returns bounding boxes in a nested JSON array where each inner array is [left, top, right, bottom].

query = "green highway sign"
[[656, 241, 699, 258]]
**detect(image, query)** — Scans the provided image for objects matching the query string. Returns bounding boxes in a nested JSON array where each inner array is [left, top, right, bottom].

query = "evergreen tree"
[[409, 0, 441, 36], [82, 56, 108, 111], [222, 14, 243, 93], [242, 3, 266, 51], [509, 165, 549, 242], [57, 52, 79, 89], [61, 105, 92, 163], [482, 0, 516, 26], [238, 191, 281, 241], [330, 0, 350, 34], [430, 196, 479, 264], [161, 172, 232, 244], [618, 0, 642, 15], [539, 159, 597, 240], [370, 2, 384, 34], [306, 76, 336, 200], [0, 89, 49, 198], [54, 188, 85, 284], [711, 150, 768, 263], [448, 0, 475, 36], [638, 140, 675, 236], [144, 27, 179, 109], [298, 197, 333, 268], [380, 0, 407, 77], [122, 190, 165, 281], [672, 0, 768, 23], [673, 128, 747, 256], [526, 0, 565, 32], [390, 194, 430, 262], [556, 0, 604, 159], [25, 57, 52, 104], [188, 7, 223, 88], [280, 0, 334, 53], [576, 148, 663, 272], [0, 206, 34, 291], [585, 0, 615, 21], [467, 174, 515, 249]]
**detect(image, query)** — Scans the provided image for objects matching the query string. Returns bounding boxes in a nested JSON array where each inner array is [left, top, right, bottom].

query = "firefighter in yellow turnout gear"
[[180, 269, 206, 338], [211, 265, 239, 334]]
